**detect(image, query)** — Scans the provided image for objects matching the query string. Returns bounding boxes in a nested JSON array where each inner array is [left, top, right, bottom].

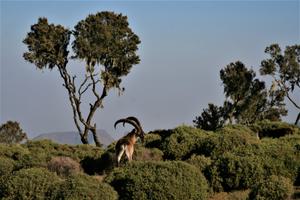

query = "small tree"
[[193, 103, 225, 131], [23, 12, 141, 146], [0, 121, 27, 144], [260, 44, 300, 125]]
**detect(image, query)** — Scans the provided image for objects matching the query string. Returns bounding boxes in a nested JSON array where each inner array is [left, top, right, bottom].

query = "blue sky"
[[1, 0, 299, 139]]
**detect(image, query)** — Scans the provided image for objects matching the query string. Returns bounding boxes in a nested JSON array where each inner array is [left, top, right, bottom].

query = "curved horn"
[[127, 117, 145, 142], [114, 118, 141, 133], [126, 116, 142, 127]]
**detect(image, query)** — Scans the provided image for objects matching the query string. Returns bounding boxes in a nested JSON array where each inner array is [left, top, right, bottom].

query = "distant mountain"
[[33, 129, 114, 147]]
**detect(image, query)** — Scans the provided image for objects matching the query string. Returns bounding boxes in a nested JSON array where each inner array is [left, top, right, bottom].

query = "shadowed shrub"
[[47, 156, 81, 177], [248, 175, 293, 200], [81, 151, 115, 175], [48, 173, 118, 200], [105, 161, 209, 200], [251, 120, 300, 138]]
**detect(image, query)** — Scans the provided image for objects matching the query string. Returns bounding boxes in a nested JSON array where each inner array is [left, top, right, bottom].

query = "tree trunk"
[[81, 136, 89, 144], [91, 128, 102, 147], [295, 112, 300, 125]]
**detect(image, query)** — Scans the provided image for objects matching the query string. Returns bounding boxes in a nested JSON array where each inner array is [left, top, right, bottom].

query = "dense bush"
[[1, 168, 60, 200], [47, 156, 82, 177], [243, 136, 300, 184], [0, 144, 30, 160], [49, 174, 118, 200], [81, 152, 115, 175], [105, 161, 209, 200], [160, 125, 209, 160], [0, 157, 15, 176], [186, 154, 212, 172], [248, 175, 293, 200], [24, 140, 104, 161], [251, 120, 300, 138], [195, 125, 259, 158], [206, 153, 264, 192]]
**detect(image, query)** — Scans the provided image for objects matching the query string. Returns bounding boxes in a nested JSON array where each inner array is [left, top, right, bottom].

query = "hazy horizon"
[[1, 1, 299, 139]]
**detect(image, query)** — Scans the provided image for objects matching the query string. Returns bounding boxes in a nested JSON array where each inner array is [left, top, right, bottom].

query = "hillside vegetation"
[[0, 120, 299, 200]]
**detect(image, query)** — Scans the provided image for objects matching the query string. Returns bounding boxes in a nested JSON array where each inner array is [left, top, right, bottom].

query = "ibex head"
[[114, 116, 145, 142]]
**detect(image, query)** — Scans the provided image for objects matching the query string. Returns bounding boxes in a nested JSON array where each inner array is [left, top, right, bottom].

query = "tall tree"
[[0, 121, 27, 144], [220, 61, 286, 124], [260, 44, 300, 125], [23, 12, 141, 146]]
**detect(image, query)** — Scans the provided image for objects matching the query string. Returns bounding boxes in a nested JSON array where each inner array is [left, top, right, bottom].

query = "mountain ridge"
[[33, 129, 114, 147]]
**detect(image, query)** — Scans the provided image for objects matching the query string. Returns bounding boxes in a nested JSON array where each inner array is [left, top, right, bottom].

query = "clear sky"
[[1, 0, 299, 139]]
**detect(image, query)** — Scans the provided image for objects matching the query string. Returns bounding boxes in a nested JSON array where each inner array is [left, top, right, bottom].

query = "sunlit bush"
[[0, 157, 15, 176], [105, 161, 209, 200], [1, 168, 60, 200], [248, 175, 293, 200], [24, 140, 104, 161], [49, 173, 118, 200], [160, 125, 210, 160], [186, 154, 212, 172], [206, 153, 264, 192]]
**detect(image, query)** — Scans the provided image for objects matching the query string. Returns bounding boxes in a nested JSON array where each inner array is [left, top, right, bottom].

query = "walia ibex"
[[114, 116, 145, 166]]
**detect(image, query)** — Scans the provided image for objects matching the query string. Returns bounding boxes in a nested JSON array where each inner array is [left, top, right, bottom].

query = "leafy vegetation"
[[248, 175, 294, 200], [0, 121, 27, 144], [0, 168, 60, 200], [0, 121, 299, 199], [105, 161, 209, 200], [49, 174, 118, 200]]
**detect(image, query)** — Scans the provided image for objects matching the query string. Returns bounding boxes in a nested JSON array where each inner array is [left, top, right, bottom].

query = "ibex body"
[[114, 117, 145, 166]]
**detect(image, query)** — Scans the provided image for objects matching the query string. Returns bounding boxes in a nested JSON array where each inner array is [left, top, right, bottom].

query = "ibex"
[[114, 116, 145, 166]]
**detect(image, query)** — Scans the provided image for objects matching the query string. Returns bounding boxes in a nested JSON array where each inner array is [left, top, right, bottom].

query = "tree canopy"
[[0, 121, 27, 144], [23, 12, 141, 146], [260, 44, 300, 125]]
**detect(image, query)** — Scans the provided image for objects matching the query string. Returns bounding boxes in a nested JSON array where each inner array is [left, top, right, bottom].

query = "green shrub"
[[0, 143, 29, 160], [251, 120, 300, 138], [47, 156, 82, 177], [49, 173, 118, 200], [186, 154, 212, 172], [133, 145, 163, 161], [105, 161, 209, 200], [196, 126, 259, 158], [258, 138, 300, 183], [24, 140, 104, 161], [160, 125, 209, 160], [81, 151, 115, 175], [1, 168, 60, 200], [143, 133, 162, 148], [248, 175, 293, 200], [207, 153, 264, 192], [0, 157, 15, 176]]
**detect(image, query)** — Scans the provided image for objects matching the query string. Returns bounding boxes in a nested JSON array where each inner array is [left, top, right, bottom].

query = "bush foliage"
[[248, 175, 294, 200], [105, 161, 209, 200], [49, 174, 118, 200], [0, 121, 298, 198], [1, 168, 60, 200]]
